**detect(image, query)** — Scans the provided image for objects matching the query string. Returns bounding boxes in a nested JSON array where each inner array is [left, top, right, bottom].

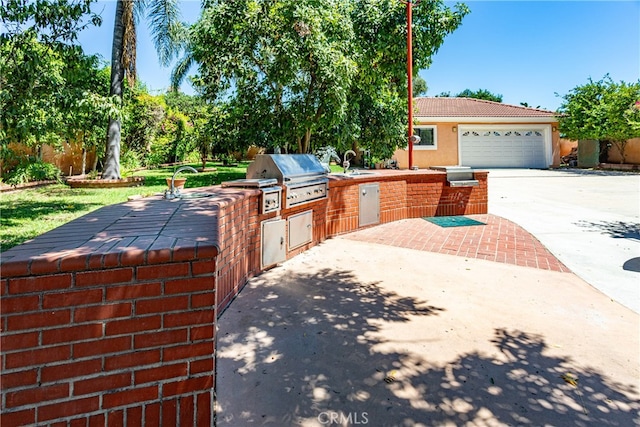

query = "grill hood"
[[246, 154, 326, 183]]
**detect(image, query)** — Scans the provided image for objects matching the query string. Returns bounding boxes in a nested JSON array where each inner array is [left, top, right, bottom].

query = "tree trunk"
[[599, 140, 610, 164], [201, 147, 207, 170], [104, 119, 121, 178], [81, 132, 87, 176], [102, 0, 125, 180], [613, 141, 627, 164], [296, 136, 302, 154], [303, 128, 312, 154]]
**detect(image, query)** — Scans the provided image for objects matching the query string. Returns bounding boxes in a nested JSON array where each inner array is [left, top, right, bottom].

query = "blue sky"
[[423, 1, 639, 110], [78, 1, 639, 112]]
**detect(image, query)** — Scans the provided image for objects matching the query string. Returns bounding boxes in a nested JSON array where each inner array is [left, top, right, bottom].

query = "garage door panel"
[[460, 127, 547, 168]]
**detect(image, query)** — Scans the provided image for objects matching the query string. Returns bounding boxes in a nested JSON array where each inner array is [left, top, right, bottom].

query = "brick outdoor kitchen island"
[[0, 168, 487, 426]]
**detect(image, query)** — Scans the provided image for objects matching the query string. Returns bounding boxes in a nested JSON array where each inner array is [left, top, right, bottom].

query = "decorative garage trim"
[[458, 124, 552, 168]]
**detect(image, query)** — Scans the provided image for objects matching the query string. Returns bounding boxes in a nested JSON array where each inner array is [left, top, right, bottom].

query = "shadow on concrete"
[[216, 267, 639, 426], [575, 220, 640, 241], [623, 257, 640, 273], [488, 168, 636, 178], [548, 168, 637, 177]]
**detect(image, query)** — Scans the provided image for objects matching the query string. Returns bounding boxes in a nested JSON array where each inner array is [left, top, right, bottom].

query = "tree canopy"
[[0, 0, 114, 155], [0, 1, 212, 179], [1, 0, 101, 46], [437, 88, 502, 103], [558, 75, 640, 163], [191, 0, 469, 156]]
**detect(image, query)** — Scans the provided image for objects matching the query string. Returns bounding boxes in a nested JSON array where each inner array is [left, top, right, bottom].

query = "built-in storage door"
[[359, 183, 380, 227], [262, 219, 286, 268], [288, 210, 313, 250]]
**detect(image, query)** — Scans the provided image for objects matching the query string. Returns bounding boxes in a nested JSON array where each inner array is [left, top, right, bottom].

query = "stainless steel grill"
[[430, 166, 479, 187], [221, 178, 282, 214], [246, 154, 329, 208]]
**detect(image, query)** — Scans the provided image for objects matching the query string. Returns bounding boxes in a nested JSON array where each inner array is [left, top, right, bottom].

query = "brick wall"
[[1, 246, 217, 426], [1, 170, 488, 426], [214, 192, 263, 312], [325, 171, 487, 236]]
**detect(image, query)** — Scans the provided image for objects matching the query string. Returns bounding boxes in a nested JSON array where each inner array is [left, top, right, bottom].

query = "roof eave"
[[416, 116, 559, 123]]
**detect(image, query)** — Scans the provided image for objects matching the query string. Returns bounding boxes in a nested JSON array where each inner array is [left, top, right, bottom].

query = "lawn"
[[0, 162, 248, 252]]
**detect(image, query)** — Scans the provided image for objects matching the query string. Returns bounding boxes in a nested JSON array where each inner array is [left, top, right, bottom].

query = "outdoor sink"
[[330, 170, 378, 178]]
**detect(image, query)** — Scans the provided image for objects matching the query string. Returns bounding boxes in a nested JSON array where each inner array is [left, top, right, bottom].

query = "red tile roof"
[[414, 97, 557, 118]]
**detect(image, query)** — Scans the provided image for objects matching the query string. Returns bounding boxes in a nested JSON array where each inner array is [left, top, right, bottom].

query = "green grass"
[[0, 162, 248, 252]]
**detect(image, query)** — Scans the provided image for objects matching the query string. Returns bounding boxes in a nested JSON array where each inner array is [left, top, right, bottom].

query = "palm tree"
[[102, 0, 183, 180]]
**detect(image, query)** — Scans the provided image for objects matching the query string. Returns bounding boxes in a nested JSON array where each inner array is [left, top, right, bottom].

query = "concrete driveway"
[[487, 168, 640, 314]]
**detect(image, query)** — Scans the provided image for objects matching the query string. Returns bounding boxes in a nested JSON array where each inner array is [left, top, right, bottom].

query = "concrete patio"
[[216, 216, 640, 426]]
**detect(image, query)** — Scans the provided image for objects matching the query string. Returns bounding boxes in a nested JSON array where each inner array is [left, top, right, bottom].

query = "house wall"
[[393, 123, 458, 169], [393, 121, 561, 169], [559, 139, 578, 157], [558, 138, 640, 165], [550, 125, 561, 167], [607, 137, 640, 164]]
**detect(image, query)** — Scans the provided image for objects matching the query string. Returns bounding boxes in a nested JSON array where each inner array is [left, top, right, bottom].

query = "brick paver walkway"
[[344, 214, 570, 272]]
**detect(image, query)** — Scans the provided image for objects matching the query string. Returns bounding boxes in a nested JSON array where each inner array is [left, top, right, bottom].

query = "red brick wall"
[[325, 171, 487, 237], [1, 251, 216, 426], [215, 193, 263, 312], [1, 171, 488, 426], [405, 171, 488, 217], [379, 180, 408, 223], [325, 182, 360, 236]]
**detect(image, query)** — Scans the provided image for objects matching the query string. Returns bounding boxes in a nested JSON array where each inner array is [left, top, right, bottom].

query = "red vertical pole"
[[407, 0, 414, 169]]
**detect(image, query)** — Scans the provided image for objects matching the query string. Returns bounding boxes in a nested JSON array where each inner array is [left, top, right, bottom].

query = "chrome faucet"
[[165, 166, 198, 199], [343, 150, 357, 173]]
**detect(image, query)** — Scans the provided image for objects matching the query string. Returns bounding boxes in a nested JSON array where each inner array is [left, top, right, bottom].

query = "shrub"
[[146, 136, 172, 167], [120, 149, 142, 177], [5, 159, 62, 185]]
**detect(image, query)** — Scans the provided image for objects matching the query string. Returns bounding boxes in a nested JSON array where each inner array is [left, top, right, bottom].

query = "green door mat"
[[423, 216, 486, 227]]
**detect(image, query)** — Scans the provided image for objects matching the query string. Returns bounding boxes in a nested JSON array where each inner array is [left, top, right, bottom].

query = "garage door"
[[460, 127, 548, 168]]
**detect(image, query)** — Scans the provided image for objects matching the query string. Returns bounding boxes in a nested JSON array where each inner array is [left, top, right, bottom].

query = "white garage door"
[[460, 127, 549, 168]]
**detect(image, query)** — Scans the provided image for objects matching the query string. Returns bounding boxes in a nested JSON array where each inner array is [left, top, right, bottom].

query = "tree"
[[1, 35, 65, 150], [103, 0, 183, 179], [63, 58, 119, 175], [338, 0, 468, 159], [413, 75, 428, 97], [520, 102, 541, 109], [456, 88, 502, 102], [192, 0, 357, 154], [436, 89, 502, 102], [1, 0, 102, 153], [123, 89, 167, 161], [626, 101, 640, 132], [190, 0, 468, 155], [558, 76, 640, 163], [1, 0, 100, 46], [1, 1, 118, 181]]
